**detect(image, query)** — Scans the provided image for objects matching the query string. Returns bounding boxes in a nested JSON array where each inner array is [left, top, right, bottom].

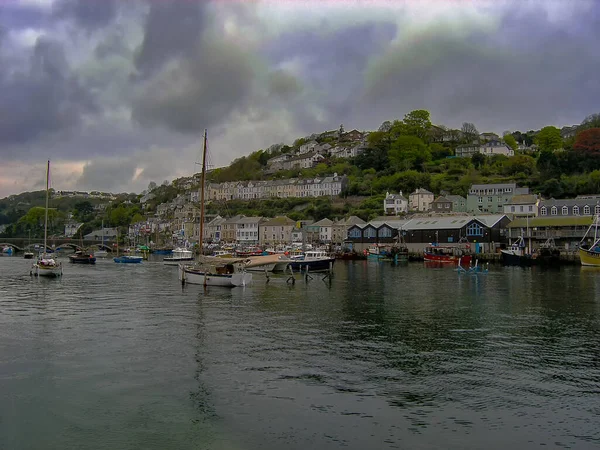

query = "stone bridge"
[[0, 238, 115, 253]]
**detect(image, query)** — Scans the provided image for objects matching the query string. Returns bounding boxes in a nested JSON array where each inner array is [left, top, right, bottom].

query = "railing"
[[508, 229, 588, 239]]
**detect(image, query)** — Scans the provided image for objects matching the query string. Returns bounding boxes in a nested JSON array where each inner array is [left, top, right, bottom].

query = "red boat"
[[235, 247, 265, 257], [423, 245, 472, 265]]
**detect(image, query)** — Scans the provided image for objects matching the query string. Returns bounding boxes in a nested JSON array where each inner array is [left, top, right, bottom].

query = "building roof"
[[312, 218, 334, 227], [508, 216, 593, 228], [223, 214, 245, 224], [432, 196, 451, 203], [236, 216, 264, 224], [334, 215, 366, 226], [470, 182, 517, 190], [403, 214, 506, 230], [411, 188, 433, 195], [261, 216, 296, 226], [506, 194, 539, 205], [445, 194, 466, 202]]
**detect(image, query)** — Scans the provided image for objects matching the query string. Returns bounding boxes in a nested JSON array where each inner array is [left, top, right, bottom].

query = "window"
[[378, 227, 392, 238], [466, 222, 484, 236], [364, 227, 376, 238], [349, 228, 361, 238], [573, 206, 580, 215], [551, 206, 557, 215], [596, 205, 600, 215], [511, 206, 515, 212], [488, 197, 493, 202], [584, 205, 590, 215], [562, 206, 568, 215], [529, 206, 533, 212], [520, 206, 524, 212], [478, 197, 483, 203]]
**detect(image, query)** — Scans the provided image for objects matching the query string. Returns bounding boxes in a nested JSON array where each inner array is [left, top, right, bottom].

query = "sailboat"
[[24, 229, 35, 259], [94, 220, 109, 258], [178, 129, 252, 287], [578, 214, 600, 266], [30, 161, 63, 277], [68, 228, 96, 264]]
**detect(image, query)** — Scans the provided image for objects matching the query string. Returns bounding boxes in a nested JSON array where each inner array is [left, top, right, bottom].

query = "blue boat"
[[114, 256, 143, 264]]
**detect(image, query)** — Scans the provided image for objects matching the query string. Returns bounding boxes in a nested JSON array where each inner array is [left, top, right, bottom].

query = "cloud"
[[53, 0, 117, 30], [1, 0, 600, 199], [0, 36, 97, 146]]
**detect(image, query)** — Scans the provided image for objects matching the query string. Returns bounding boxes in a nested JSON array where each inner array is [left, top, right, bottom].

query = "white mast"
[[43, 160, 50, 256]]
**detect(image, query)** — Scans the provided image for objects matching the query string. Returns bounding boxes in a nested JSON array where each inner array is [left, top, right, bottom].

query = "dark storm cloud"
[[264, 22, 396, 130], [267, 70, 303, 99], [0, 3, 50, 30], [133, 0, 208, 79], [361, 7, 600, 131], [130, 1, 256, 134], [0, 36, 97, 146], [53, 0, 118, 30], [75, 157, 139, 192]]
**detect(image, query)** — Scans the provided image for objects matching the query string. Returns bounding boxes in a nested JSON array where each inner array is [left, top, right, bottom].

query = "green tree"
[[402, 110, 432, 141], [461, 122, 479, 143], [73, 201, 94, 222], [535, 126, 562, 152], [389, 136, 431, 171], [471, 153, 487, 169], [503, 134, 518, 151]]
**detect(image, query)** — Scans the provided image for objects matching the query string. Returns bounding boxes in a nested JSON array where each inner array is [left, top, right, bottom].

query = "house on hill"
[[384, 191, 408, 215], [409, 188, 434, 212]]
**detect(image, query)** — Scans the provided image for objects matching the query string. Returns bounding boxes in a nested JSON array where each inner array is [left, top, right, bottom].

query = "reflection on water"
[[0, 257, 599, 449]]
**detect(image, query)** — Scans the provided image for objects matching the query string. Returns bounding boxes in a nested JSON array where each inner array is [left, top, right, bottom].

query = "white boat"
[[31, 160, 63, 278], [164, 247, 194, 265], [178, 130, 252, 288], [94, 249, 108, 258], [212, 250, 234, 258]]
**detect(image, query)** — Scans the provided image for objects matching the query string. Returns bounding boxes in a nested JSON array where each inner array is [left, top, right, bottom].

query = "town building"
[[507, 216, 593, 251], [445, 195, 467, 212], [64, 221, 83, 238], [409, 188, 434, 212], [311, 218, 334, 243], [431, 196, 453, 213], [466, 183, 529, 214], [538, 197, 600, 217], [204, 216, 226, 242], [503, 194, 540, 218], [384, 191, 408, 215], [332, 216, 366, 245], [455, 141, 514, 158], [235, 217, 264, 245], [259, 216, 295, 246], [222, 215, 244, 243]]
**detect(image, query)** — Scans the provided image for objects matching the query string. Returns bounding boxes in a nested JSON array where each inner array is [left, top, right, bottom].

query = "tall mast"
[[199, 129, 207, 252], [44, 160, 50, 255]]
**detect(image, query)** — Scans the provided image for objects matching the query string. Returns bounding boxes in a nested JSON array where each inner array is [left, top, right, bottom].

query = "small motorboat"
[[23, 251, 35, 259], [114, 255, 143, 264], [68, 251, 96, 264]]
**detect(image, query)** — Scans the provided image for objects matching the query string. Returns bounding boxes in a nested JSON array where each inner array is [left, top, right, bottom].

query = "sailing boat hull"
[[178, 264, 252, 287], [32, 262, 63, 277], [501, 250, 533, 266], [578, 247, 600, 266]]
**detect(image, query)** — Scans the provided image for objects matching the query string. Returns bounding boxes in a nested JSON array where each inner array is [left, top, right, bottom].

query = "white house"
[[235, 217, 264, 245], [409, 188, 434, 212], [64, 221, 83, 238], [312, 218, 333, 243], [481, 140, 514, 157], [267, 153, 291, 166], [287, 152, 324, 170], [298, 140, 318, 155], [384, 191, 408, 215], [503, 194, 540, 218]]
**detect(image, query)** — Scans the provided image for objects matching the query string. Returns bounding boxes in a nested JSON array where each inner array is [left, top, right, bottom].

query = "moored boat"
[[114, 255, 143, 264], [30, 160, 62, 278], [424, 244, 472, 265], [578, 214, 600, 266], [164, 247, 194, 265], [287, 250, 336, 272], [501, 237, 532, 266], [69, 251, 96, 264], [178, 257, 252, 287]]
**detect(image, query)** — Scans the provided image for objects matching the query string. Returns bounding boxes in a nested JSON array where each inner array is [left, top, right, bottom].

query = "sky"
[[0, 0, 599, 198]]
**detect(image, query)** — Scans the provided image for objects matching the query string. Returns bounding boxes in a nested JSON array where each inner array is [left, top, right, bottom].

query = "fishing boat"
[[531, 238, 561, 266], [424, 244, 472, 265], [94, 248, 108, 258], [31, 161, 63, 277], [212, 249, 234, 258], [501, 236, 532, 266], [69, 250, 96, 264], [578, 214, 600, 266], [178, 130, 252, 287], [164, 247, 194, 265]]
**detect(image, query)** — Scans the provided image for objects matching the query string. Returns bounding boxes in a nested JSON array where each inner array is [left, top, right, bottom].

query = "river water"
[[0, 256, 599, 449]]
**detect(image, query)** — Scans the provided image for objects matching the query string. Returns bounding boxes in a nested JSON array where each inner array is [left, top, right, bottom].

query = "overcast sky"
[[0, 0, 598, 197]]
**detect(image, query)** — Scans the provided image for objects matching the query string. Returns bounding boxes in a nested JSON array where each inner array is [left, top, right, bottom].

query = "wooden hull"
[[245, 263, 276, 272], [178, 264, 252, 287], [424, 252, 472, 265], [579, 247, 600, 266], [163, 257, 194, 266]]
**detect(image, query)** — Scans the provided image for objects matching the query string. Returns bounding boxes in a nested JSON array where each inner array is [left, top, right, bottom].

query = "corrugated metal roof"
[[508, 216, 593, 228]]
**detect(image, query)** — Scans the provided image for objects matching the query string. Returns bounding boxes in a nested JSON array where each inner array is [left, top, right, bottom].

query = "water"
[[1, 256, 599, 449]]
